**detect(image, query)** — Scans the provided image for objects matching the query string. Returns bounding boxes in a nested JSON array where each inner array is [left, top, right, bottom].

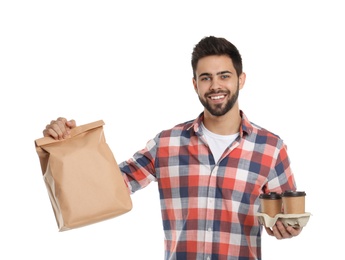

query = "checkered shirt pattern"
[[119, 111, 296, 260]]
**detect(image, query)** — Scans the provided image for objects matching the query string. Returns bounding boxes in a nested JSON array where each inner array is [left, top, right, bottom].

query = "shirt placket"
[[204, 165, 218, 260], [203, 140, 240, 260]]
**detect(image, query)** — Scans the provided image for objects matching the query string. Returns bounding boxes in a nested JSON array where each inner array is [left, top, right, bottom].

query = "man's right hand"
[[43, 117, 77, 140]]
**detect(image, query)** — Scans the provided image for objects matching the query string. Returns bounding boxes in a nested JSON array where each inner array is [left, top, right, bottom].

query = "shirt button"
[[207, 257, 211, 260], [208, 227, 212, 232]]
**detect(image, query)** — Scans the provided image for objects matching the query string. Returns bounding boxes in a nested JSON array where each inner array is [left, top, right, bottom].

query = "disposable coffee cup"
[[259, 192, 282, 217], [282, 191, 306, 214]]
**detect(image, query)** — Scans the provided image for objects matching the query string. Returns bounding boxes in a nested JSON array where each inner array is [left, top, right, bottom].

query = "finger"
[[43, 127, 54, 138], [264, 226, 274, 236], [43, 118, 69, 140], [275, 221, 293, 239], [53, 120, 69, 139], [43, 124, 60, 139], [66, 119, 76, 129], [62, 119, 77, 138], [271, 224, 283, 240], [43, 122, 64, 140], [56, 117, 67, 123], [286, 225, 302, 236]]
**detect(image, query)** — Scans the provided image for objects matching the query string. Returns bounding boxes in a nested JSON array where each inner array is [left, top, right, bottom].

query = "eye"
[[201, 76, 211, 81], [220, 74, 230, 79]]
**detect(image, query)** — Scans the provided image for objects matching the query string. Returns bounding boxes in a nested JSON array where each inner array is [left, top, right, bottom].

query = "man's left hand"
[[264, 220, 302, 239]]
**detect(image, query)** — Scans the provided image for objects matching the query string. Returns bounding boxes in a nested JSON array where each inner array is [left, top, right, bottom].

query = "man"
[[43, 36, 302, 259]]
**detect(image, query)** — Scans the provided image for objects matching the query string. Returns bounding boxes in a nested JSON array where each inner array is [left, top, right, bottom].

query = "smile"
[[210, 95, 225, 100]]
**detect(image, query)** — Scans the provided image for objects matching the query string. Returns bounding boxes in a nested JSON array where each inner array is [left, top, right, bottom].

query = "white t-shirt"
[[201, 123, 239, 163]]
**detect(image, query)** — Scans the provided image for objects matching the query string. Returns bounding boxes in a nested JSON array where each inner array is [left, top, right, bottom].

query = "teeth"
[[211, 95, 224, 100]]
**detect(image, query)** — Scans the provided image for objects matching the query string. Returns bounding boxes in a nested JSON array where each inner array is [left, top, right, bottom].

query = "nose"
[[209, 78, 221, 90]]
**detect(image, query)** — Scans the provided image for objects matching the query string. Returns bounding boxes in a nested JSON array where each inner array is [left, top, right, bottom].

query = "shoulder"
[[248, 121, 285, 148], [241, 111, 284, 145], [159, 119, 195, 138]]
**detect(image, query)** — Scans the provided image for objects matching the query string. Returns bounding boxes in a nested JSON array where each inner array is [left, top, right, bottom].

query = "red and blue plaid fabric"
[[119, 111, 296, 260]]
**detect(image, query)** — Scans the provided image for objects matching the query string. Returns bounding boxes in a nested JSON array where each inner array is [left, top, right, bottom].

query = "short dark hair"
[[191, 36, 243, 79]]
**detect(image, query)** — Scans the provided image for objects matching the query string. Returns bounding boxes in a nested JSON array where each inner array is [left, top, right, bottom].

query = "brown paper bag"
[[35, 120, 132, 231]]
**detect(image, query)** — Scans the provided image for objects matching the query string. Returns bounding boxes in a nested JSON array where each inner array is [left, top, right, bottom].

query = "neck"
[[203, 107, 241, 135]]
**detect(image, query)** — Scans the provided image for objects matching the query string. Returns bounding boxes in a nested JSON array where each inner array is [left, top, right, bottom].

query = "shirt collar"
[[188, 110, 253, 137]]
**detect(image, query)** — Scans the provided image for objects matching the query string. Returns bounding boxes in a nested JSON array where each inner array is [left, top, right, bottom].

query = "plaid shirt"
[[119, 111, 296, 260]]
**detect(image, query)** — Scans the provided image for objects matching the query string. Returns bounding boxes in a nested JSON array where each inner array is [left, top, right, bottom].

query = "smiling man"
[[193, 54, 244, 134], [43, 36, 302, 260]]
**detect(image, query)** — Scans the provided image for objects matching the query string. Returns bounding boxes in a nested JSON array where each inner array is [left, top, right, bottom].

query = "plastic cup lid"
[[282, 190, 306, 197], [259, 192, 282, 199]]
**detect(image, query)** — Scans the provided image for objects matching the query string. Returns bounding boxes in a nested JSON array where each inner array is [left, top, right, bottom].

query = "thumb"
[[66, 119, 77, 129]]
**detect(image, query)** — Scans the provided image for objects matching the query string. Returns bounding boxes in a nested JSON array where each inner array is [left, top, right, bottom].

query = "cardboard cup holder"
[[258, 191, 311, 228], [256, 212, 311, 228]]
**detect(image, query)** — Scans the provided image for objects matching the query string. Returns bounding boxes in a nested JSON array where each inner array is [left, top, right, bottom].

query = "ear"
[[238, 72, 246, 90], [192, 78, 198, 93]]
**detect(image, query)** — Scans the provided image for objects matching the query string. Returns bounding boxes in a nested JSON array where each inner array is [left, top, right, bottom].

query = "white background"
[[1, 0, 344, 259]]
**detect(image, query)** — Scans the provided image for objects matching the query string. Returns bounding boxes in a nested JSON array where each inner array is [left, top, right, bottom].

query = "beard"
[[198, 83, 239, 117]]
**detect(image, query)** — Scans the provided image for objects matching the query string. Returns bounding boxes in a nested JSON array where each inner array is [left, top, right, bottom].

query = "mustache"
[[205, 89, 230, 96]]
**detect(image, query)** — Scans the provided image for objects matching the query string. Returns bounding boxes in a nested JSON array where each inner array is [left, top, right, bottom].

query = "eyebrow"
[[198, 70, 233, 78]]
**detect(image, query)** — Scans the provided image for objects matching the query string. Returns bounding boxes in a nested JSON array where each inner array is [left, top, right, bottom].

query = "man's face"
[[193, 55, 245, 117]]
